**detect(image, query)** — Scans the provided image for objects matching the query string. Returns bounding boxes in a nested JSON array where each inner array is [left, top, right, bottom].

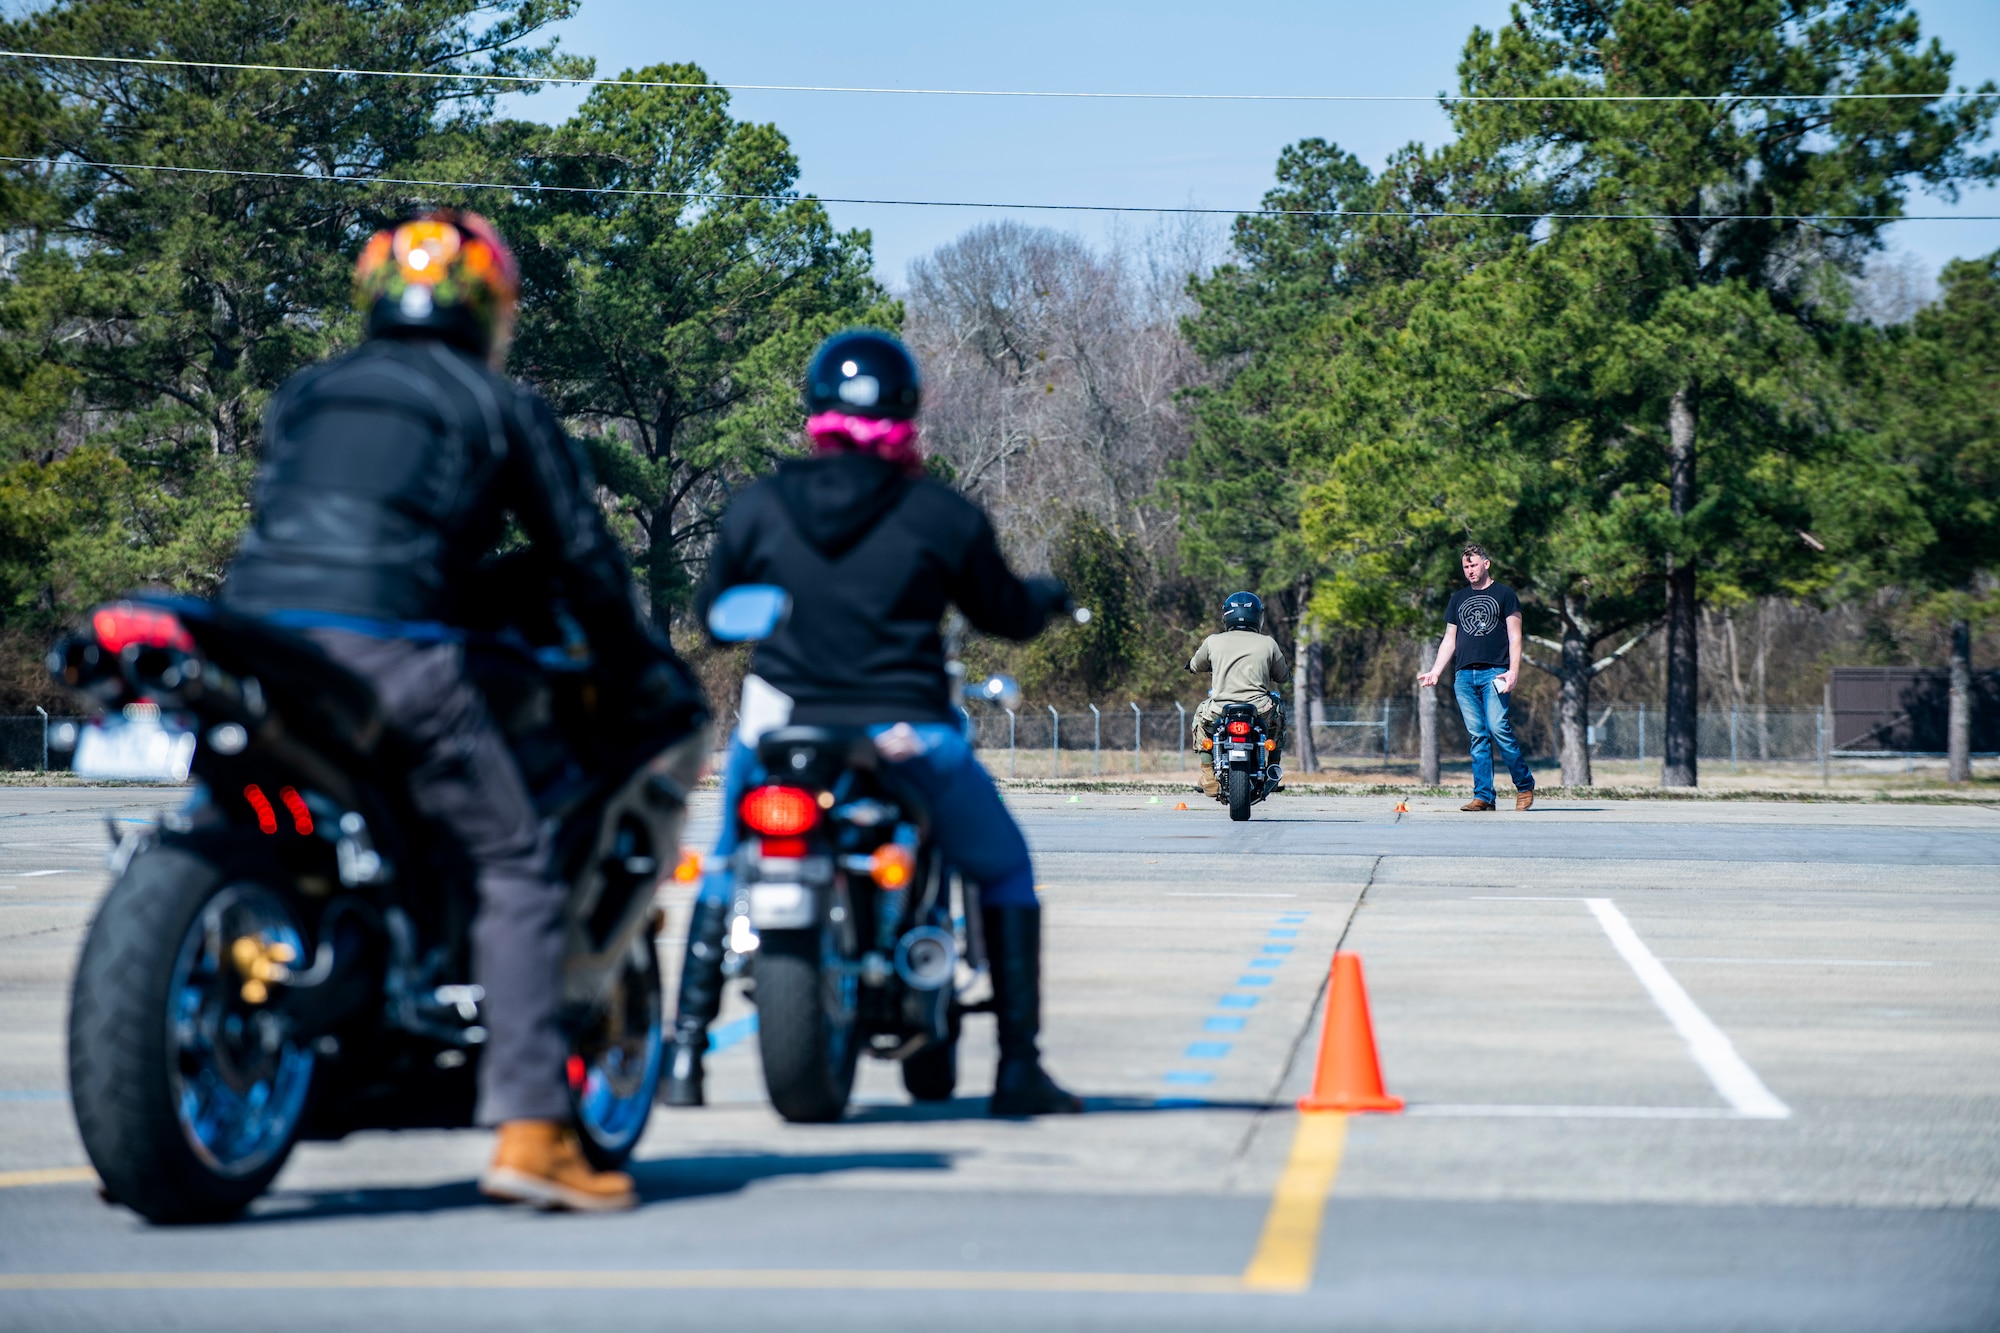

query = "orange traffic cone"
[[1297, 953, 1403, 1113], [1174, 801, 1188, 810], [1394, 800, 1408, 813]]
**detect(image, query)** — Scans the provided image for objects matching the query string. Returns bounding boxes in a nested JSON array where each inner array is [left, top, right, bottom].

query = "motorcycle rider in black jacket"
[[663, 329, 1083, 1117], [221, 212, 698, 1211]]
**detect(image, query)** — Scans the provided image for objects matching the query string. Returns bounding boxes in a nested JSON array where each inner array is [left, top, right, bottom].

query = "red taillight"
[[91, 603, 194, 654], [740, 785, 818, 836], [759, 835, 808, 858], [1227, 720, 1252, 737], [243, 784, 278, 835], [278, 786, 313, 836], [566, 1054, 587, 1090]]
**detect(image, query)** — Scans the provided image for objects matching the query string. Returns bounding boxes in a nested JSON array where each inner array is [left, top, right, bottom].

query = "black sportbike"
[[1201, 696, 1282, 821], [50, 585, 705, 1222]]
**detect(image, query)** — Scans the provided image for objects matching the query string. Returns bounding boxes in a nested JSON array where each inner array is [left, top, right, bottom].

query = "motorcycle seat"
[[757, 726, 880, 777]]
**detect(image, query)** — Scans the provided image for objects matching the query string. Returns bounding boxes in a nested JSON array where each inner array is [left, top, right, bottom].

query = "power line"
[[6, 155, 1994, 223], [1, 49, 1992, 105]]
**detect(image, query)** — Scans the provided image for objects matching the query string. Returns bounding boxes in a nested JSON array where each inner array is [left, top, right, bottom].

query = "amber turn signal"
[[870, 843, 915, 889]]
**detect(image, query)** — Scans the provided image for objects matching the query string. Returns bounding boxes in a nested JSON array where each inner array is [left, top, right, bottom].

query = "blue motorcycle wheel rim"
[[574, 934, 664, 1156], [165, 884, 315, 1179]]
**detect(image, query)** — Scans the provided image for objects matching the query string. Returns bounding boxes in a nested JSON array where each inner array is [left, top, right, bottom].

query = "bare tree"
[[903, 219, 1218, 575]]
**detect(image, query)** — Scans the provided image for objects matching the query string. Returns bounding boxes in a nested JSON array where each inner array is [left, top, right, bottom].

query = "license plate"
[[72, 716, 196, 781], [1230, 749, 1251, 761]]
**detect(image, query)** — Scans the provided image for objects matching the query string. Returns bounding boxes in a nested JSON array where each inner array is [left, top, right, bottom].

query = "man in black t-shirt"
[[1417, 543, 1537, 811]]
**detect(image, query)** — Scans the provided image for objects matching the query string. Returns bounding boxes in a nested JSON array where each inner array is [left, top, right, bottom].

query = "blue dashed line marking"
[[1159, 911, 1309, 1102]]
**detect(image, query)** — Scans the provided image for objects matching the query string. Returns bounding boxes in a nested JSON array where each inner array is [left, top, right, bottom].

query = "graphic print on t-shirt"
[[1457, 594, 1502, 640]]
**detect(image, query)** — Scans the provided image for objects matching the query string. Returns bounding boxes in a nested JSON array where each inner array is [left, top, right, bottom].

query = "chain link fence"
[[0, 714, 84, 772], [4, 703, 1832, 777]]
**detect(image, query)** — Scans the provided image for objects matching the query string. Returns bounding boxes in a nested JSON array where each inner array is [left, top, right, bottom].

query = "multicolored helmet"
[[353, 211, 520, 359]]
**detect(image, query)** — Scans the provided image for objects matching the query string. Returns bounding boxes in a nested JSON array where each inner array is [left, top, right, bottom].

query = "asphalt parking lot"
[[2, 786, 1996, 1331]]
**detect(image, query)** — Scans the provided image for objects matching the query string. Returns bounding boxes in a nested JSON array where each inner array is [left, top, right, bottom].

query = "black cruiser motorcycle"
[[705, 587, 1032, 1123], [51, 582, 706, 1223], [1200, 694, 1282, 822]]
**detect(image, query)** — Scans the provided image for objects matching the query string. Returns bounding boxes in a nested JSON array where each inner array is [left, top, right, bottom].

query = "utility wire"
[[1, 49, 1993, 104], [6, 156, 1994, 222]]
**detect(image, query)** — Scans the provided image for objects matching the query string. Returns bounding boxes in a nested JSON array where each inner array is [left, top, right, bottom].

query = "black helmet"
[[805, 329, 921, 421], [1222, 591, 1263, 631]]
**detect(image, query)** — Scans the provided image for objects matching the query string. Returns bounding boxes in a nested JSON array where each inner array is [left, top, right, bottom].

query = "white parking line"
[[1584, 898, 1791, 1121], [1659, 956, 1931, 967], [1406, 1104, 1751, 1120]]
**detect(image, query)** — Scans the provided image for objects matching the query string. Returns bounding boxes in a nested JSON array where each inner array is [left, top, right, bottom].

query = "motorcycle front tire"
[[1227, 769, 1254, 822]]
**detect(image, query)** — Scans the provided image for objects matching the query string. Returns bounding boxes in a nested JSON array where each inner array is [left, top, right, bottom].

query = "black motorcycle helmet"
[[1221, 591, 1264, 632], [805, 329, 922, 421]]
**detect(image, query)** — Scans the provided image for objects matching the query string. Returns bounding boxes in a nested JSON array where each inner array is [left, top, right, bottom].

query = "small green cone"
[[1148, 796, 1160, 804], [1067, 795, 1079, 803]]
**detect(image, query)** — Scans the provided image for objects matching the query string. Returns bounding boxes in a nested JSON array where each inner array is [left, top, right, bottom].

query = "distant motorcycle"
[[706, 586, 1036, 1122], [50, 578, 705, 1223], [1199, 694, 1282, 821]]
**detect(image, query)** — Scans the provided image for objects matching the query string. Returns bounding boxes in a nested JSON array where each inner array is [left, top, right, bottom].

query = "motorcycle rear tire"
[[1227, 770, 1254, 822], [69, 842, 311, 1224], [755, 925, 860, 1123], [900, 1035, 957, 1102]]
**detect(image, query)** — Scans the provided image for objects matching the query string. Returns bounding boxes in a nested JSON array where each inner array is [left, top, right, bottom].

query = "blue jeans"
[[699, 722, 1037, 909], [1453, 667, 1535, 804]]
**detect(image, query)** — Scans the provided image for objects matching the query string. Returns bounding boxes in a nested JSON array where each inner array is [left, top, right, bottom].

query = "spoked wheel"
[[570, 929, 665, 1170], [70, 845, 316, 1223], [1228, 769, 1254, 821], [756, 919, 860, 1123]]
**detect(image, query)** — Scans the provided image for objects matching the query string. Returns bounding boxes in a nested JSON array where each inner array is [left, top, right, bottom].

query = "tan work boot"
[[1198, 765, 1220, 798], [1515, 789, 1535, 812], [479, 1120, 637, 1212], [1460, 799, 1495, 812]]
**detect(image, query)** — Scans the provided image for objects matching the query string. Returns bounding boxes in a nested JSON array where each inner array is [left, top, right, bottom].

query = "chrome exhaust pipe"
[[894, 925, 956, 990]]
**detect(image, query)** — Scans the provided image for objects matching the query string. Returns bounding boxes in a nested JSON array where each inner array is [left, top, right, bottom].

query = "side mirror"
[[707, 585, 791, 643], [974, 675, 1024, 709]]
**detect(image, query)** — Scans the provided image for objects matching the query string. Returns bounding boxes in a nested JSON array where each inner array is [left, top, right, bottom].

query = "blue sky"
[[501, 1, 2000, 284]]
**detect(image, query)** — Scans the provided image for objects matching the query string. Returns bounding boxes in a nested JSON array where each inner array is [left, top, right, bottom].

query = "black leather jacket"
[[222, 335, 648, 667]]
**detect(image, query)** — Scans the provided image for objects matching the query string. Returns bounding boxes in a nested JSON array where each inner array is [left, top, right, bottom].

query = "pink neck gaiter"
[[807, 411, 923, 475]]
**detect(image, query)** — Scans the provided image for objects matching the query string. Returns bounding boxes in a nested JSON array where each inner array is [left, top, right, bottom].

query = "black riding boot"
[[660, 897, 730, 1107], [983, 905, 1083, 1116]]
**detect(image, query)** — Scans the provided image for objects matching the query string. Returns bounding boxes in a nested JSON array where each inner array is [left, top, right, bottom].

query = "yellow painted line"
[[0, 1166, 96, 1189], [1240, 1111, 1347, 1293], [0, 1269, 1244, 1295]]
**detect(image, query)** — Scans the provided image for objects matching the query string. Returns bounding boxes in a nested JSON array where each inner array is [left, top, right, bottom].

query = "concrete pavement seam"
[[1227, 855, 1383, 1177]]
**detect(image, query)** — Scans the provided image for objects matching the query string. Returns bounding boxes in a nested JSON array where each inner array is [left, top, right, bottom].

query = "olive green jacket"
[[1188, 630, 1288, 706]]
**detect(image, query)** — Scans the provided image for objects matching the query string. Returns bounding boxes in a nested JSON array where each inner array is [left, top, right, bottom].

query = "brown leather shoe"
[[1515, 790, 1535, 812], [479, 1120, 637, 1212], [1460, 799, 1495, 812]]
